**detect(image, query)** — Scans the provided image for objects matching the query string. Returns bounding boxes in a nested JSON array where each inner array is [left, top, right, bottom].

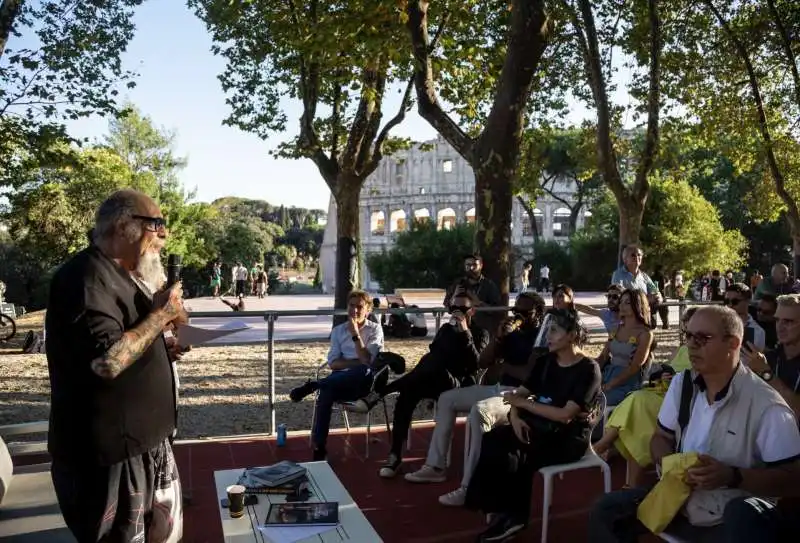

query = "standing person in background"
[[232, 262, 248, 297], [539, 263, 551, 293], [611, 245, 663, 320], [443, 254, 501, 334], [673, 270, 686, 299], [46, 189, 185, 542], [650, 265, 670, 329], [751, 270, 764, 291], [520, 262, 532, 292], [210, 261, 222, 297], [255, 265, 268, 299]]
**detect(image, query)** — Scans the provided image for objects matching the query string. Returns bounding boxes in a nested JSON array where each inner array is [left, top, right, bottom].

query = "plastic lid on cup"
[[226, 484, 245, 494]]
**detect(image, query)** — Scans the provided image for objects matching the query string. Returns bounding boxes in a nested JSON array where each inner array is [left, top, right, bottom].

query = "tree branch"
[[330, 73, 343, 164], [765, 0, 800, 112], [288, 0, 338, 186], [476, 0, 551, 168], [366, 9, 452, 174], [632, 0, 661, 199], [571, 0, 626, 199], [704, 0, 800, 231], [353, 66, 387, 174], [406, 0, 474, 159], [341, 61, 384, 172]]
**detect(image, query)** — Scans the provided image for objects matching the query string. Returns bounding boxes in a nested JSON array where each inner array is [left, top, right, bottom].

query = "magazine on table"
[[264, 502, 339, 527], [237, 461, 307, 489]]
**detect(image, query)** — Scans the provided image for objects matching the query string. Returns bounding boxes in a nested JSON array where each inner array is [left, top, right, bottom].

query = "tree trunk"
[[516, 195, 540, 243], [0, 0, 22, 61], [475, 169, 513, 305], [568, 203, 582, 236], [793, 234, 800, 280], [617, 198, 645, 264], [333, 178, 361, 324]]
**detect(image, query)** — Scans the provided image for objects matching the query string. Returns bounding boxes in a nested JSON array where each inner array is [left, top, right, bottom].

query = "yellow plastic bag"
[[636, 452, 699, 534]]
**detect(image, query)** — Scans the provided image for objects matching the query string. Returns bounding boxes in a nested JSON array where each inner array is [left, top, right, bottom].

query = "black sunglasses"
[[449, 305, 471, 314], [133, 215, 167, 232]]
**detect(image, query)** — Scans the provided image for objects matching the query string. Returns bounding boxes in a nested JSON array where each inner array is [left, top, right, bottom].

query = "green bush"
[[531, 240, 572, 287], [366, 222, 475, 292], [568, 232, 619, 290]]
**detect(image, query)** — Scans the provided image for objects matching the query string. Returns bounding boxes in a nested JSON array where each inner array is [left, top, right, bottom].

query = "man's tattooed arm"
[[90, 310, 169, 380]]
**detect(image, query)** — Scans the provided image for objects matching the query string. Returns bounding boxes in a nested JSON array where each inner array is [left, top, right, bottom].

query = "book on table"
[[264, 502, 339, 527], [237, 461, 308, 492]]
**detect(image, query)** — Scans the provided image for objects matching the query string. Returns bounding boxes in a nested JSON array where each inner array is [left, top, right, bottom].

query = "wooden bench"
[[393, 288, 446, 307]]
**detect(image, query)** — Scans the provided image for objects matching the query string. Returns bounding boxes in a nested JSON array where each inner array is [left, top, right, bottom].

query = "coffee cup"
[[226, 484, 246, 518]]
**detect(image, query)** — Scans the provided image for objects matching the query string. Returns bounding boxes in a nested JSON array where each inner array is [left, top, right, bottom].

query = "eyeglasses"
[[449, 305, 471, 314], [684, 331, 716, 347], [133, 215, 167, 232], [723, 297, 745, 306]]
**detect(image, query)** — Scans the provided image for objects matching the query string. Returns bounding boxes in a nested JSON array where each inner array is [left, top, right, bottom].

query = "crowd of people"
[[39, 188, 800, 542], [291, 248, 800, 542]]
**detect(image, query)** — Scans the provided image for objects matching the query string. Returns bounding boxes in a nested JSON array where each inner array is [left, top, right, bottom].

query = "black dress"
[[465, 354, 601, 520]]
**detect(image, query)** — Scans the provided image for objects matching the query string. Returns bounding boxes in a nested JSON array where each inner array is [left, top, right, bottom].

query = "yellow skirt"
[[606, 388, 665, 467]]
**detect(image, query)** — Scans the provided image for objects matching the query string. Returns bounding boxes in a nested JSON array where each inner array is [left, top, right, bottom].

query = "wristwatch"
[[351, 334, 360, 343], [759, 371, 773, 382]]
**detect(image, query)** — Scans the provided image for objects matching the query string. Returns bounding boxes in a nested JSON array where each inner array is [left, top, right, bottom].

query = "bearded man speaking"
[[46, 189, 186, 542]]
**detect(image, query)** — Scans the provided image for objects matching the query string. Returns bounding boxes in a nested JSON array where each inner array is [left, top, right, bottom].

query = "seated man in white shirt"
[[588, 305, 800, 543], [289, 290, 383, 461]]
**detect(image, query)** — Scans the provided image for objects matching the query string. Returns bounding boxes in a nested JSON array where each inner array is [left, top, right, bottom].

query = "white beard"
[[137, 251, 167, 294]]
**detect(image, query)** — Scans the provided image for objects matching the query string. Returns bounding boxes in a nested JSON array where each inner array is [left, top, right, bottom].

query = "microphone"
[[167, 254, 182, 287]]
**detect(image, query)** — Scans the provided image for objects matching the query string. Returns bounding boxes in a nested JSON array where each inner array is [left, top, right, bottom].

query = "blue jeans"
[[602, 365, 641, 406], [311, 365, 372, 450], [587, 486, 794, 543]]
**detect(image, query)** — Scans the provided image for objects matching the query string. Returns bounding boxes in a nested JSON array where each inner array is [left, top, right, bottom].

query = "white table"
[[214, 461, 382, 542]]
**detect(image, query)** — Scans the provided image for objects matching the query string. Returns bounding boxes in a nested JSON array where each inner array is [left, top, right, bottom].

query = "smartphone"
[[220, 495, 258, 508], [744, 327, 755, 347]]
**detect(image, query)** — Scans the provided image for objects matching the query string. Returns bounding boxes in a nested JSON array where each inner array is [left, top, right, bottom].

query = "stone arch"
[[465, 207, 476, 224], [414, 208, 431, 225], [553, 207, 571, 237], [370, 210, 385, 236], [437, 207, 456, 230], [390, 209, 407, 232]]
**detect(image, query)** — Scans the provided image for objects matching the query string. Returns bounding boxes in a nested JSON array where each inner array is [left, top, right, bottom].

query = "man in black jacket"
[[354, 291, 490, 478], [46, 189, 186, 542]]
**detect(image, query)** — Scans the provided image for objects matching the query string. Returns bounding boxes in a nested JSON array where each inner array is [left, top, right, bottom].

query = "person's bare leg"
[[626, 460, 645, 488], [593, 427, 619, 457]]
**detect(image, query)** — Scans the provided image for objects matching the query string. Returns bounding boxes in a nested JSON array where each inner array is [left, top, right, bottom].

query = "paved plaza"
[[185, 292, 686, 345]]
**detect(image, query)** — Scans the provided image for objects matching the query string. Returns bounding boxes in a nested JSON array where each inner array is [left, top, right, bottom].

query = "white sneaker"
[[438, 486, 467, 506], [378, 454, 401, 478], [404, 465, 446, 484]]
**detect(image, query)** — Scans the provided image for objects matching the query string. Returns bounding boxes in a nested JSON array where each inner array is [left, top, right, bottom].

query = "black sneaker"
[[477, 514, 526, 542], [290, 380, 318, 402]]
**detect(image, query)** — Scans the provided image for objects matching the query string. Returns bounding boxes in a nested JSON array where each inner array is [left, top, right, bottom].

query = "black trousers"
[[465, 424, 587, 520], [384, 364, 458, 457]]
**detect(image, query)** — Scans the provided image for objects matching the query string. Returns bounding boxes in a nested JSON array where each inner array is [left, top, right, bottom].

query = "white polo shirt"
[[657, 371, 800, 464]]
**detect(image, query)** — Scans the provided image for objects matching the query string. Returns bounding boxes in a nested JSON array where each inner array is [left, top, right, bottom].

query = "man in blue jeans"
[[588, 305, 800, 542], [289, 290, 384, 460]]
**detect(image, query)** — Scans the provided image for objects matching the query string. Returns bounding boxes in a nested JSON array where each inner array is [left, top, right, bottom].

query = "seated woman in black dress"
[[466, 308, 602, 542]]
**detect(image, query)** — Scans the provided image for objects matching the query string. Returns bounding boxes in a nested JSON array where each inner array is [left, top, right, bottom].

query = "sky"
[[24, 2, 635, 212]]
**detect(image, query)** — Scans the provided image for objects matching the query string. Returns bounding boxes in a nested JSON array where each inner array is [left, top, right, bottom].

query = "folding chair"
[[308, 363, 392, 458], [536, 391, 613, 543]]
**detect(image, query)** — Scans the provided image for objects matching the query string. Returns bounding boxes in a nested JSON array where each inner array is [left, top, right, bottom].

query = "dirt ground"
[[0, 319, 682, 438]]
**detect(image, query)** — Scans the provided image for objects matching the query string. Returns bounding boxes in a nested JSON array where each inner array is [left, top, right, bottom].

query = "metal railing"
[[191, 298, 715, 435], [2, 297, 719, 453]]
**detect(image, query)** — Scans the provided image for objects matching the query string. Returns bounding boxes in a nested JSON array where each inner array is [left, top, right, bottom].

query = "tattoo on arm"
[[91, 311, 166, 379]]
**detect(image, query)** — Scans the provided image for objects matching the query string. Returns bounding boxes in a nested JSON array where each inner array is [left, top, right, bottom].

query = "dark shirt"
[[420, 322, 489, 385], [521, 353, 601, 441], [444, 276, 502, 332], [46, 246, 176, 466], [766, 347, 800, 393], [497, 327, 538, 387]]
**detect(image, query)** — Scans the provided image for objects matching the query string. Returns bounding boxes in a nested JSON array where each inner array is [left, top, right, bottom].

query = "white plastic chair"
[[536, 391, 613, 543], [308, 362, 391, 458], [658, 532, 689, 543]]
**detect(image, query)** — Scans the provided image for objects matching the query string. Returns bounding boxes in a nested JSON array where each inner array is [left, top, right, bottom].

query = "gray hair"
[[693, 305, 744, 339], [777, 294, 800, 308], [93, 190, 143, 245]]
